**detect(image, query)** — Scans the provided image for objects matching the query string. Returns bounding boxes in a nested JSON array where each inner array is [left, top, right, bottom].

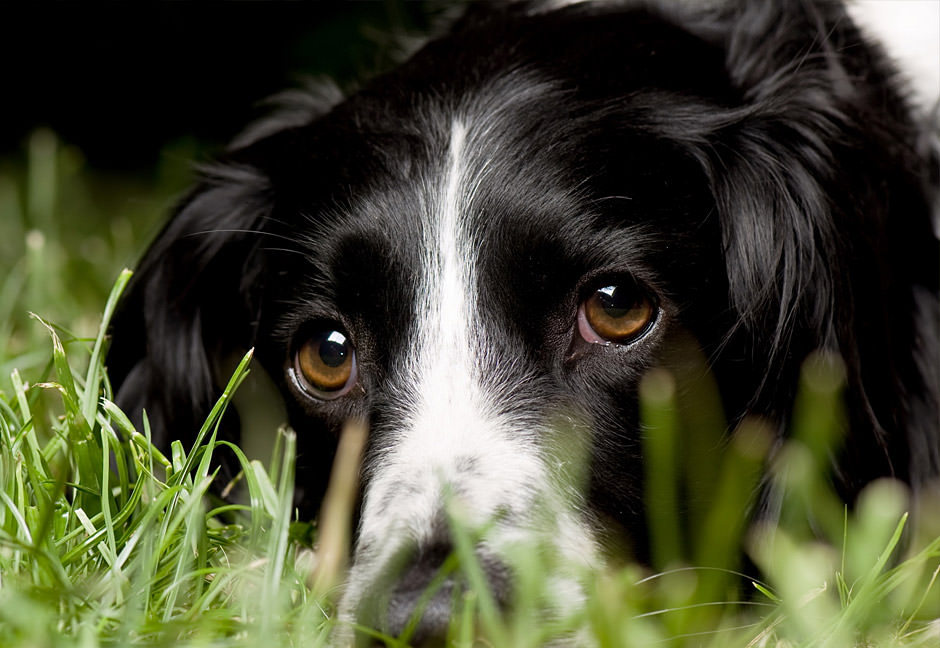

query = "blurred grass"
[[0, 131, 938, 647], [0, 129, 194, 391]]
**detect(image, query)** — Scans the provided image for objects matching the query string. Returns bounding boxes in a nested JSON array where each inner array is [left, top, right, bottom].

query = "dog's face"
[[108, 0, 939, 643], [264, 75, 735, 626]]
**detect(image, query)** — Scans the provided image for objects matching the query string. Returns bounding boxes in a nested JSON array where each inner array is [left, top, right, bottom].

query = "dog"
[[108, 0, 940, 644]]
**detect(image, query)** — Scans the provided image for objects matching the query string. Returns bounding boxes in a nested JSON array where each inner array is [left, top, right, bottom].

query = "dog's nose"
[[360, 542, 511, 647]]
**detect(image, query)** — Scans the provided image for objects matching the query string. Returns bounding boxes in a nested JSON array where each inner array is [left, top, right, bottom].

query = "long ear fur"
[[107, 164, 273, 452], [672, 0, 939, 490]]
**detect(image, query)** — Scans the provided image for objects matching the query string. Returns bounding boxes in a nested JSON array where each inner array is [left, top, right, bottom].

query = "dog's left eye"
[[293, 328, 357, 399], [578, 281, 656, 345]]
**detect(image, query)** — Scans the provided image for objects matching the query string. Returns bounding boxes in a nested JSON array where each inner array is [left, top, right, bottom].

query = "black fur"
[[108, 0, 939, 637]]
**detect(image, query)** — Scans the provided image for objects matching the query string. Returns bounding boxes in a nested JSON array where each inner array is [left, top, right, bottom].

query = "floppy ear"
[[694, 1, 864, 355], [107, 164, 273, 452], [681, 0, 938, 488]]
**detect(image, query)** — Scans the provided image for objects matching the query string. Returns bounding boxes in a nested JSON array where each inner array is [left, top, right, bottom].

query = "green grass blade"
[[81, 268, 132, 426]]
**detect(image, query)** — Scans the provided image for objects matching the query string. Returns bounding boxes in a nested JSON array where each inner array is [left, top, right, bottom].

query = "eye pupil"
[[319, 332, 350, 368], [596, 285, 633, 318]]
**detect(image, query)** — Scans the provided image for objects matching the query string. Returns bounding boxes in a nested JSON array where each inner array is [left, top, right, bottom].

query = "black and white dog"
[[108, 0, 939, 643]]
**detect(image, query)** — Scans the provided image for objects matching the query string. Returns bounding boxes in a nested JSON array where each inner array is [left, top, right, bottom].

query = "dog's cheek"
[[561, 372, 647, 559]]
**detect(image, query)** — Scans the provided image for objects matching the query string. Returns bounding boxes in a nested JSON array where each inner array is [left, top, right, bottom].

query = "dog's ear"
[[680, 0, 932, 360], [678, 0, 938, 486], [696, 1, 863, 353], [107, 164, 273, 450]]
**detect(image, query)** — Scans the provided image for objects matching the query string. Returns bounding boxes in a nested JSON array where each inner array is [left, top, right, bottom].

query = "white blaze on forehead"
[[356, 120, 546, 544], [342, 117, 598, 623]]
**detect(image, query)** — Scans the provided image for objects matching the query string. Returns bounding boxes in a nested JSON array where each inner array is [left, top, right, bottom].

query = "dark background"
[[1, 1, 437, 171], [0, 1, 442, 350]]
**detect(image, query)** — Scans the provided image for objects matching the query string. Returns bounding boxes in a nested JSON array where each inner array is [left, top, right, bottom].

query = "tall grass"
[[0, 275, 334, 647], [1, 132, 938, 647], [0, 129, 188, 390]]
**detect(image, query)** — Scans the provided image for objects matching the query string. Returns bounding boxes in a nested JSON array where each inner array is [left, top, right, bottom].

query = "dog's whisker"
[[633, 600, 776, 620], [590, 195, 633, 204], [184, 228, 300, 244], [260, 246, 309, 258]]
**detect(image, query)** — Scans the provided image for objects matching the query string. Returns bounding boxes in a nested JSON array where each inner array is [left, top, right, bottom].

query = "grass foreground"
[[0, 133, 938, 646], [0, 274, 937, 648]]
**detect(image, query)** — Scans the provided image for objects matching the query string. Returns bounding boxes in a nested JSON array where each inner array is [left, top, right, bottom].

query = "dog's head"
[[108, 0, 939, 642]]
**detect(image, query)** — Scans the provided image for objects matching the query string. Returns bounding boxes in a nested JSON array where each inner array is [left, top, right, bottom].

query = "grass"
[[1, 131, 939, 647]]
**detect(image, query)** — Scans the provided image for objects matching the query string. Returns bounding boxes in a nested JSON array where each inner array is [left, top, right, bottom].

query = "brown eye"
[[578, 282, 655, 345], [294, 329, 357, 398]]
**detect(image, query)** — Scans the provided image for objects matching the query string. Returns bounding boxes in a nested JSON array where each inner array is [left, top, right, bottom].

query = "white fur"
[[847, 1, 939, 114], [340, 116, 598, 621], [342, 119, 541, 610]]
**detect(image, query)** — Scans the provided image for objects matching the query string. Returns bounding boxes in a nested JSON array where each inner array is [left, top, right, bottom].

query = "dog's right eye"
[[293, 328, 357, 399]]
